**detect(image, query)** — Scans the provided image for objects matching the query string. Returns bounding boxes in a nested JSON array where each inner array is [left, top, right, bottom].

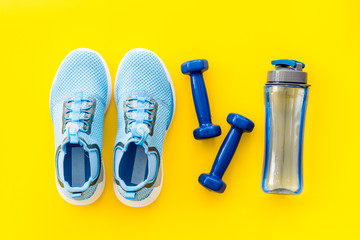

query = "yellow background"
[[0, 0, 359, 239]]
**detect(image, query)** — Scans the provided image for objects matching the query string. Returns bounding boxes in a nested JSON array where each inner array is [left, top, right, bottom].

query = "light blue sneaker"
[[113, 49, 175, 207], [50, 48, 111, 205]]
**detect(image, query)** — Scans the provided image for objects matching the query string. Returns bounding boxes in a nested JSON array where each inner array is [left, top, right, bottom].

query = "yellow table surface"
[[1, 0, 359, 239]]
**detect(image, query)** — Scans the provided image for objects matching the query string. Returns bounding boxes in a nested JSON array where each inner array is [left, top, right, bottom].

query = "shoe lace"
[[64, 93, 93, 142], [125, 96, 154, 145]]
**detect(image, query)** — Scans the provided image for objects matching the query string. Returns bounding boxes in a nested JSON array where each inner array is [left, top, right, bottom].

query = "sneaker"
[[113, 48, 175, 207], [50, 48, 111, 205]]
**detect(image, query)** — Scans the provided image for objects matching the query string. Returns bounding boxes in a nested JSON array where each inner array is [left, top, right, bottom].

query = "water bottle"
[[261, 59, 310, 194]]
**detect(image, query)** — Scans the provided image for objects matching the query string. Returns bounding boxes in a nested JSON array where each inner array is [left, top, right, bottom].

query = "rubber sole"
[[113, 48, 176, 207]]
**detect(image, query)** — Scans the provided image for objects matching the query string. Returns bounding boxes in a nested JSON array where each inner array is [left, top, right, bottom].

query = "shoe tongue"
[[129, 124, 150, 145], [64, 92, 89, 144], [126, 94, 153, 142], [66, 122, 80, 144]]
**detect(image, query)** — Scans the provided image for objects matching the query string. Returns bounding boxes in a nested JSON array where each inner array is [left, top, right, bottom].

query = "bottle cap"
[[267, 59, 307, 84]]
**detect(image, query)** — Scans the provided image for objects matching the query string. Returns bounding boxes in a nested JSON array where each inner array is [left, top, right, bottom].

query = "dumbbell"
[[181, 59, 221, 139], [198, 113, 254, 193]]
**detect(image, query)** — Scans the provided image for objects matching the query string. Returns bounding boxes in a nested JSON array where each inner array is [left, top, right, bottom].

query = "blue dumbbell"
[[181, 59, 221, 139], [198, 113, 254, 193]]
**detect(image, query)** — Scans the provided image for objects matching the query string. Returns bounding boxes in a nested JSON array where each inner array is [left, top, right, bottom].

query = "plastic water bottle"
[[261, 59, 310, 194]]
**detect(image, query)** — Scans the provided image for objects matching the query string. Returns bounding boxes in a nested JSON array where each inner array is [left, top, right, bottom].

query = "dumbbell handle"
[[190, 72, 212, 125], [210, 127, 243, 179]]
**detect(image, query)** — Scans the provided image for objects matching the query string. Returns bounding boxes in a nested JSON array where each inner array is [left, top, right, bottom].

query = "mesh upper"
[[50, 49, 109, 112], [114, 49, 174, 202], [115, 49, 173, 107], [50, 49, 109, 201]]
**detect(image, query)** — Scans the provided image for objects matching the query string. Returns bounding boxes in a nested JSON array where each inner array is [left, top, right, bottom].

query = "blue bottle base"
[[262, 185, 303, 195], [193, 124, 221, 139], [198, 173, 226, 193]]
